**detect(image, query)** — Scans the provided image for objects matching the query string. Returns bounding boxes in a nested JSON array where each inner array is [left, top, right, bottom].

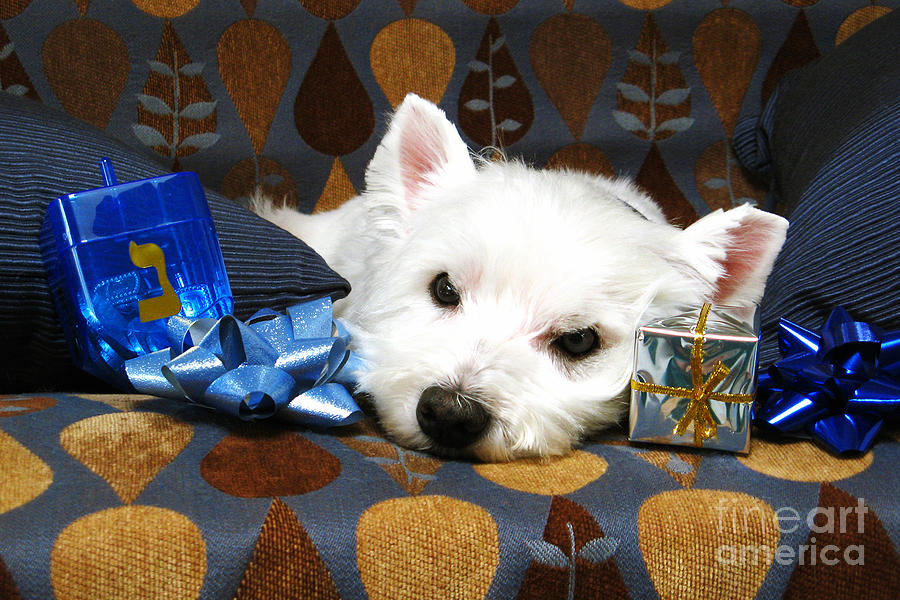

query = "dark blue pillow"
[[735, 10, 900, 366], [0, 93, 349, 392]]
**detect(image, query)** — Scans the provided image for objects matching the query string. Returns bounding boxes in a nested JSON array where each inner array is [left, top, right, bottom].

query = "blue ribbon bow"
[[755, 307, 900, 453], [123, 297, 365, 427]]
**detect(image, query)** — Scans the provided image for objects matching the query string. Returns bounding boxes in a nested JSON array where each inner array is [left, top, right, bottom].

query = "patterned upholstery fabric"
[[2, 1, 900, 599], [2, 393, 899, 599], [4, 1, 896, 220]]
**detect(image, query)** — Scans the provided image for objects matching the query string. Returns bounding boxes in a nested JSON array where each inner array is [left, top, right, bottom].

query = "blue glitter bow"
[[755, 307, 900, 453], [123, 297, 364, 427]]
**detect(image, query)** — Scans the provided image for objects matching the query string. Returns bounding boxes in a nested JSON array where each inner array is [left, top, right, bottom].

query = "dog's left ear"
[[364, 94, 476, 220], [673, 204, 788, 305]]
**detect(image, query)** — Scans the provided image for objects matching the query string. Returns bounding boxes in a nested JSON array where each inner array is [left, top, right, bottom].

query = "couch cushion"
[[2, 392, 898, 599], [0, 93, 349, 392], [734, 10, 900, 366]]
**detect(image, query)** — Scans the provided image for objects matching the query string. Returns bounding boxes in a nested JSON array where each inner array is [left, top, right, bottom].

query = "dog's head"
[[347, 94, 787, 461]]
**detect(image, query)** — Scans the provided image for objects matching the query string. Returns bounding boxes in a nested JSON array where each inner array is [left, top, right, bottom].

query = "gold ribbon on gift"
[[631, 303, 753, 446]]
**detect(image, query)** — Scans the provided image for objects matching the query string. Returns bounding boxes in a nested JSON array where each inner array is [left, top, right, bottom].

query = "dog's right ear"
[[363, 94, 475, 229], [669, 204, 788, 306]]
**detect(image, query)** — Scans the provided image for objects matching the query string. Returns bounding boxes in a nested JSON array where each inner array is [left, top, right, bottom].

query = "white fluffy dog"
[[256, 94, 787, 461]]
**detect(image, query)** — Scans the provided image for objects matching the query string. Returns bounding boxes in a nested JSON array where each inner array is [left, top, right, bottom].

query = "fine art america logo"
[[715, 497, 867, 566]]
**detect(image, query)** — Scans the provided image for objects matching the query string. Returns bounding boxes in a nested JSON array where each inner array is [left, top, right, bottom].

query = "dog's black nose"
[[416, 386, 489, 449]]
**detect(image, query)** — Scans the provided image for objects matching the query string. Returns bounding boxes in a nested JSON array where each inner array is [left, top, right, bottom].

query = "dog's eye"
[[556, 328, 600, 358], [430, 273, 460, 307]]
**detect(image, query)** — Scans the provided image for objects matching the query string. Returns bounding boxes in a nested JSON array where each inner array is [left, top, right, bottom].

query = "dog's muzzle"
[[416, 386, 489, 449]]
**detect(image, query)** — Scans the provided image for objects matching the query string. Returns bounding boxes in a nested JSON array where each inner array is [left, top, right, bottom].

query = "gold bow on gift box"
[[631, 303, 754, 446]]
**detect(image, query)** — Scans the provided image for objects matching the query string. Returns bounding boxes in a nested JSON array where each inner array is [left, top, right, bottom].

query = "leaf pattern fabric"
[[339, 421, 443, 495], [530, 13, 610, 140], [781, 484, 900, 599], [458, 17, 533, 149], [2, 1, 891, 216], [234, 498, 342, 600], [3, 2, 900, 598], [41, 19, 128, 129], [217, 19, 290, 158], [517, 496, 630, 600], [0, 388, 898, 599], [135, 21, 219, 171], [614, 14, 693, 142], [294, 22, 373, 157], [0, 24, 37, 100]]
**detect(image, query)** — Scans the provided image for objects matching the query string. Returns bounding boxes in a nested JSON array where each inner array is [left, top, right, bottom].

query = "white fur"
[[255, 94, 788, 461]]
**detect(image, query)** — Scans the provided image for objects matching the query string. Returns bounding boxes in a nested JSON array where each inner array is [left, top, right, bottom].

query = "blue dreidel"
[[41, 158, 233, 389]]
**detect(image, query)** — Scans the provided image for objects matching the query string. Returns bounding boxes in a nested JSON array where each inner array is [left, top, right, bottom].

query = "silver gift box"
[[628, 304, 760, 453]]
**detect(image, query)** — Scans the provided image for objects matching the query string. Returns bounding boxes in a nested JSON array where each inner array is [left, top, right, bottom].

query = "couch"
[[2, 1, 898, 598]]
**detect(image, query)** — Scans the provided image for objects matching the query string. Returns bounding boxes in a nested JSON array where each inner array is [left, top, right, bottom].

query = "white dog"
[[256, 94, 787, 461]]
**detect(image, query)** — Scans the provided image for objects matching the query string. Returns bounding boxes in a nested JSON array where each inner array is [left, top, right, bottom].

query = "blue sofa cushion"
[[735, 10, 900, 366]]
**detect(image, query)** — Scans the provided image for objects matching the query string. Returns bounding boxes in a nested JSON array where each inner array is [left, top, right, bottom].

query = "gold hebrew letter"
[[128, 241, 182, 323]]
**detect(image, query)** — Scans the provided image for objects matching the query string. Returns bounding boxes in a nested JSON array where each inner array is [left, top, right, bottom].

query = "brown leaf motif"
[[633, 448, 703, 488], [1, 429, 53, 514], [234, 498, 341, 600], [340, 423, 442, 495], [614, 14, 693, 142], [836, 6, 893, 46], [475, 451, 607, 495], [458, 17, 533, 149], [781, 0, 819, 7], [517, 496, 630, 600], [315, 157, 357, 213], [221, 156, 299, 209], [0, 395, 56, 418], [134, 21, 219, 170], [356, 496, 499, 600], [299, 0, 362, 20], [530, 13, 610, 140], [738, 438, 872, 482], [398, 0, 418, 16], [461, 0, 520, 15], [762, 10, 820, 104], [619, 0, 674, 8], [370, 18, 455, 108], [639, 490, 778, 600], [218, 19, 291, 157], [42, 19, 129, 129], [635, 144, 697, 226], [783, 483, 900, 599], [692, 8, 761, 137], [0, 1, 33, 19], [0, 554, 23, 600], [130, 0, 202, 18], [295, 22, 374, 156], [50, 506, 206, 599], [201, 426, 341, 498], [0, 24, 39, 100], [695, 140, 766, 212], [59, 412, 193, 505]]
